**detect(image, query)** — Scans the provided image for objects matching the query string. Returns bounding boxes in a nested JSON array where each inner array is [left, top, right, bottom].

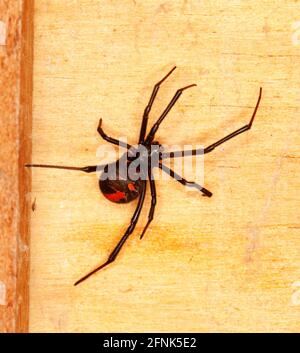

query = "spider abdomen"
[[99, 161, 142, 204]]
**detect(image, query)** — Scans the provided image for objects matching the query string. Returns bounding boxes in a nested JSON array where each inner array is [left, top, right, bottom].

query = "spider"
[[26, 66, 262, 286]]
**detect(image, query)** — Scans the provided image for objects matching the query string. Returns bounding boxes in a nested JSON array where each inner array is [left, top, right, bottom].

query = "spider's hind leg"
[[159, 163, 212, 197], [74, 180, 147, 286]]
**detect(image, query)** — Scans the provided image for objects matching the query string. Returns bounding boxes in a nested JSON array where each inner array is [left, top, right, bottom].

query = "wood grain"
[[30, 0, 300, 332], [0, 0, 33, 332]]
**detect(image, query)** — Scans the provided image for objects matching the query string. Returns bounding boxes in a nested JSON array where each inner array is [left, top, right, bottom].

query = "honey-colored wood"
[[30, 1, 300, 332], [0, 0, 33, 332]]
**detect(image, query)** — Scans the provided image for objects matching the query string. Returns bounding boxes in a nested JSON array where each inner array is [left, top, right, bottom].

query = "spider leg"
[[139, 66, 177, 143], [98, 118, 132, 149], [140, 168, 156, 239], [25, 164, 105, 173], [159, 162, 212, 197], [145, 83, 197, 144], [74, 180, 147, 286], [161, 87, 262, 159]]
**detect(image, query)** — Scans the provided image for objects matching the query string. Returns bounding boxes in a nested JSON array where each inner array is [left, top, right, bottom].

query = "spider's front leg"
[[139, 66, 177, 143], [74, 180, 147, 286], [145, 83, 197, 144], [160, 87, 262, 159]]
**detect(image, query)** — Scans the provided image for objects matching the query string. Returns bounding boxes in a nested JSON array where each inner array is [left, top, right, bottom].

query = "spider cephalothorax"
[[26, 66, 262, 285]]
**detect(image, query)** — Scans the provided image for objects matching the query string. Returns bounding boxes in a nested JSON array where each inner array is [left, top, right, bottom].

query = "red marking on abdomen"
[[105, 191, 126, 202], [128, 182, 137, 192]]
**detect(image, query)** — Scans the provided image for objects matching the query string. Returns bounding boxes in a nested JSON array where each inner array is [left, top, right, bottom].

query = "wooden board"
[[29, 1, 300, 332], [0, 0, 33, 333]]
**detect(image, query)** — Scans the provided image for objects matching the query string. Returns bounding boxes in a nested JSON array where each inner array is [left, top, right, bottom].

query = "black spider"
[[26, 66, 262, 285]]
